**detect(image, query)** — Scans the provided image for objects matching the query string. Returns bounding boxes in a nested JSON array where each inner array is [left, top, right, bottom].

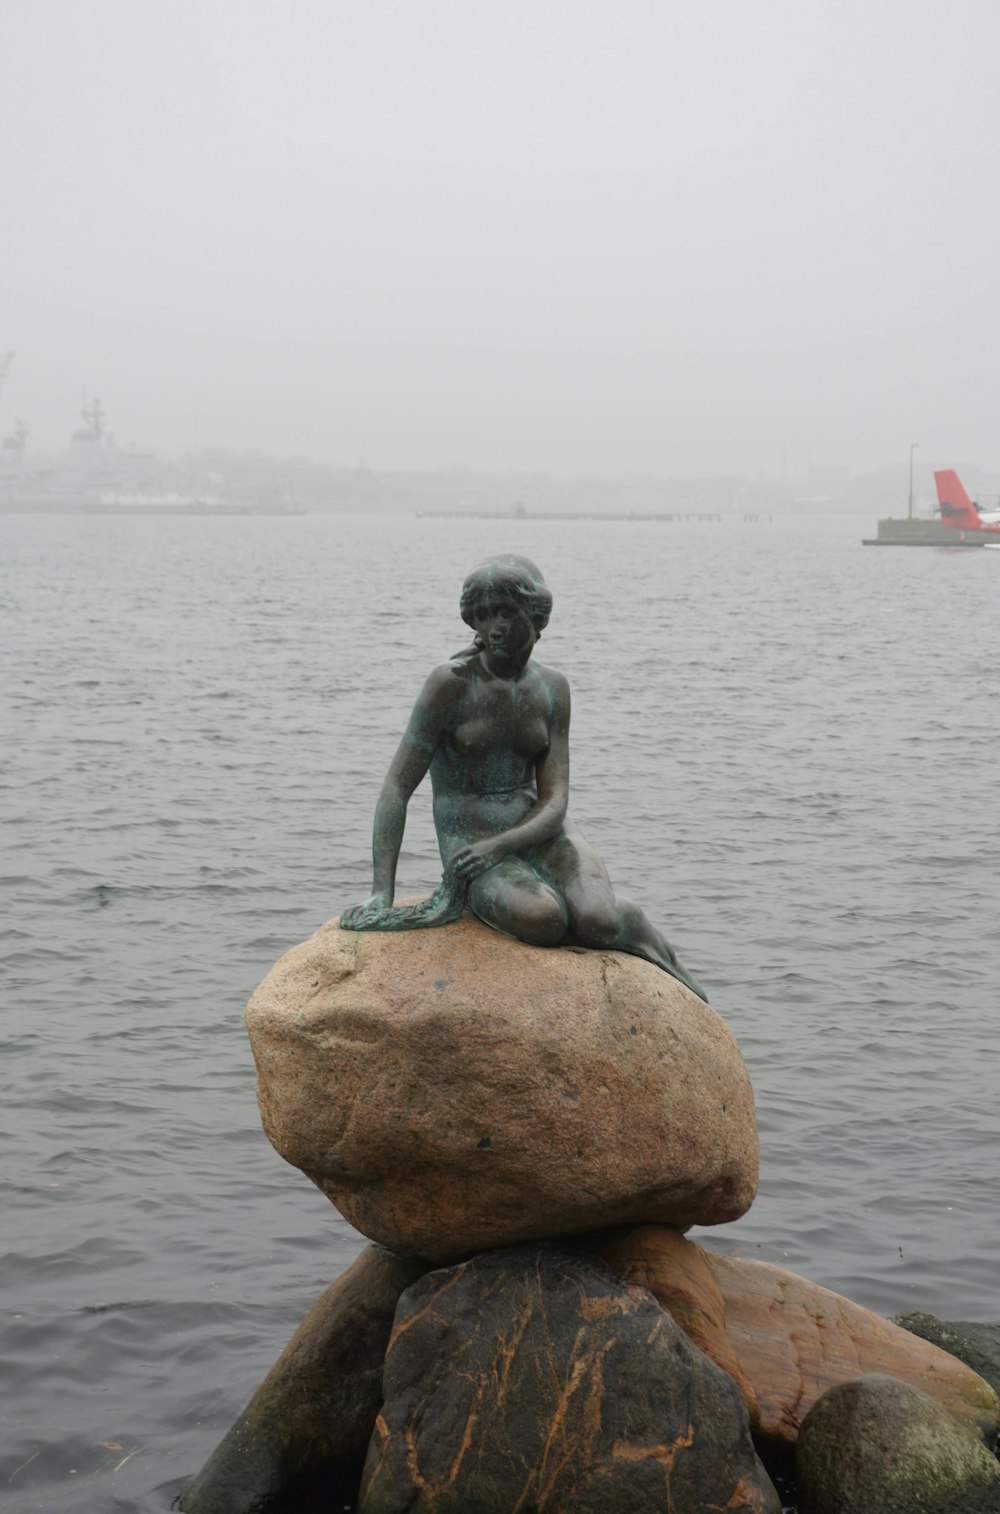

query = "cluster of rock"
[[181, 915, 1000, 1513]]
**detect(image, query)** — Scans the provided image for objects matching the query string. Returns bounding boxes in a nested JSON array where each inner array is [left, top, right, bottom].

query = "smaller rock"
[[359, 1243, 781, 1514], [795, 1373, 1000, 1514], [894, 1312, 1000, 1402], [179, 1245, 425, 1514], [593, 1225, 1000, 1450]]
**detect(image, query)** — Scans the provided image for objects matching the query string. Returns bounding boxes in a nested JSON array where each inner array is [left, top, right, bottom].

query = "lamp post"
[[907, 442, 919, 520]]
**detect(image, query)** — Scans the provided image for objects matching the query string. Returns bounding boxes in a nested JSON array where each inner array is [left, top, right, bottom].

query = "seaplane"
[[934, 469, 1000, 541]]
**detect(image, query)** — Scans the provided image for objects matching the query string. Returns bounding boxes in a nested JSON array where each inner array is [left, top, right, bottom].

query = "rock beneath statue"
[[178, 1245, 426, 1514], [246, 914, 759, 1260], [593, 1226, 1000, 1451], [358, 1243, 781, 1514], [795, 1374, 1000, 1514]]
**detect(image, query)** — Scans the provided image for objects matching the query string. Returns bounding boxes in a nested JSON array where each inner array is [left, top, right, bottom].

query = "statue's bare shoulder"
[[527, 660, 571, 719], [406, 659, 476, 737]]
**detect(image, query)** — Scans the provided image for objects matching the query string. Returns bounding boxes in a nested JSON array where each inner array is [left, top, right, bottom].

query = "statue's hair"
[[459, 555, 553, 634]]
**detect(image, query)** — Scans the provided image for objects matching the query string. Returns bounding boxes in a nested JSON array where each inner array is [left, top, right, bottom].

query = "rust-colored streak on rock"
[[610, 1420, 696, 1493], [402, 1423, 433, 1498], [491, 1302, 532, 1410], [371, 1414, 389, 1452], [605, 1425, 698, 1513], [443, 1404, 479, 1490], [532, 1336, 614, 1509], [720, 1477, 769, 1511], [385, 1263, 466, 1352], [579, 1292, 634, 1322], [611, 1426, 694, 1464]]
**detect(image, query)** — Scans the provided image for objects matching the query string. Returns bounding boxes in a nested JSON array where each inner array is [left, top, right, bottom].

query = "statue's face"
[[470, 593, 536, 664]]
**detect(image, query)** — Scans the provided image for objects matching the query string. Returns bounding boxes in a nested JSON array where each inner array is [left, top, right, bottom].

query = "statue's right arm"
[[369, 666, 457, 905]]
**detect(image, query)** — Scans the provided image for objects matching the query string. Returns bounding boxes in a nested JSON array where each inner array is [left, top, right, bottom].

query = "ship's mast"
[[80, 388, 106, 440], [0, 351, 13, 401]]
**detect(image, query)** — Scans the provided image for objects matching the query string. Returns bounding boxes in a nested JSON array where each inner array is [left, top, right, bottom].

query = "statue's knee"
[[517, 890, 568, 946], [473, 880, 566, 947], [572, 902, 623, 949]]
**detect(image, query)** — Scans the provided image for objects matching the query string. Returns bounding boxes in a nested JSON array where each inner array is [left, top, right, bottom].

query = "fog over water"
[[3, 0, 1000, 480]]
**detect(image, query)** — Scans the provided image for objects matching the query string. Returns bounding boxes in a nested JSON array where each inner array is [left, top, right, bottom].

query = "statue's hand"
[[339, 893, 392, 930], [448, 840, 505, 885]]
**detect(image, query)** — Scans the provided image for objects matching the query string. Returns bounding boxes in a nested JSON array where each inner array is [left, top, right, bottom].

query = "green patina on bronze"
[[341, 554, 706, 1000]]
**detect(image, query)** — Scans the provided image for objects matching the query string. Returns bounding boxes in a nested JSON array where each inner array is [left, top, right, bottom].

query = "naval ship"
[[0, 378, 304, 515]]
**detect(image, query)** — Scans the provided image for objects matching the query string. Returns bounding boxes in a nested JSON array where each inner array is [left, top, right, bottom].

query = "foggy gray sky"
[[3, 0, 999, 477]]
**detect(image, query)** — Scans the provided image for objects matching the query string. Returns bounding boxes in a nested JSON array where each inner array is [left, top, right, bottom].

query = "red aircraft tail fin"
[[935, 469, 982, 529]]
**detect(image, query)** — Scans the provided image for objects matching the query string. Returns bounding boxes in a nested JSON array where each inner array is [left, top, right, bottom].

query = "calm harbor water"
[[2, 509, 998, 1511]]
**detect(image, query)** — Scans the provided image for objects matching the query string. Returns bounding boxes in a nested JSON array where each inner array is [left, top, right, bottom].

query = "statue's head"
[[459, 555, 553, 636]]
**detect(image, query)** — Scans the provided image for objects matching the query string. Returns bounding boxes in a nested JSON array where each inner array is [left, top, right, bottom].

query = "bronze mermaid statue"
[[340, 554, 706, 1000]]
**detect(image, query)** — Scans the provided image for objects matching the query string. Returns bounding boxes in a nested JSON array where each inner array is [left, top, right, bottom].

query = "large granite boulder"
[[247, 914, 759, 1260], [594, 1226, 1000, 1450], [359, 1243, 781, 1513], [795, 1374, 1000, 1514], [178, 1246, 426, 1514]]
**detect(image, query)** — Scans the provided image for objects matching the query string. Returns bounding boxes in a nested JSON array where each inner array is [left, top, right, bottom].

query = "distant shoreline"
[[0, 503, 307, 517], [416, 509, 759, 522]]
